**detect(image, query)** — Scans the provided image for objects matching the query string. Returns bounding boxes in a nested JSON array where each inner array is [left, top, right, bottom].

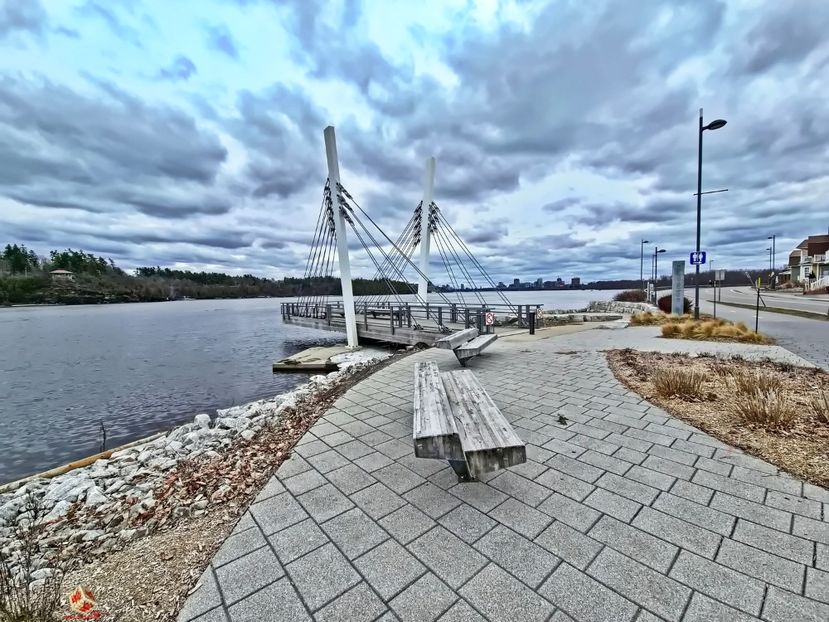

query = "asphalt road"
[[698, 294, 829, 370], [713, 285, 829, 315]]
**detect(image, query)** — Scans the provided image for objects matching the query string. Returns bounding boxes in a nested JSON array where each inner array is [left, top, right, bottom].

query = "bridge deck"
[[283, 315, 445, 346]]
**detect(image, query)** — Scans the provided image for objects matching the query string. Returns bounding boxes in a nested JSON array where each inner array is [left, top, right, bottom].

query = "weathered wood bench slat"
[[435, 327, 479, 350], [441, 370, 526, 475], [455, 334, 498, 361], [412, 362, 464, 460]]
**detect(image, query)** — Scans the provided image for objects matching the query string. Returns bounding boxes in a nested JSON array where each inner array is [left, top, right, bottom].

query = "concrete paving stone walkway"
[[179, 331, 829, 622]]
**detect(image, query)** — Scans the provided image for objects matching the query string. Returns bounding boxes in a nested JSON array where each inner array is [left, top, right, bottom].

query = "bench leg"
[[448, 460, 472, 482]]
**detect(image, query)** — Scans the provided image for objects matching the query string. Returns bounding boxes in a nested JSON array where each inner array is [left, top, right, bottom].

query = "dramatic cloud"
[[1, 0, 828, 281]]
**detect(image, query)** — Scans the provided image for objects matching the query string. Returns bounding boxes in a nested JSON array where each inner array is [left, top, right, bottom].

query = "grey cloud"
[[0, 0, 47, 39], [79, 1, 143, 47], [206, 24, 239, 59], [158, 55, 197, 81]]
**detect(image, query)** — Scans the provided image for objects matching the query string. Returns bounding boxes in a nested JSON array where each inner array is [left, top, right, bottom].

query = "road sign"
[[715, 269, 725, 281], [689, 251, 707, 265], [485, 311, 494, 326]]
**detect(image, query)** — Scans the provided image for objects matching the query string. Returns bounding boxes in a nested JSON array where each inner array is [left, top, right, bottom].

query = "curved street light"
[[640, 239, 650, 292], [695, 109, 727, 319]]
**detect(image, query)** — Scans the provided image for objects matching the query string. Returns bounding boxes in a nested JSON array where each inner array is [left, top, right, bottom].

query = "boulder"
[[44, 500, 72, 522], [193, 414, 211, 429], [84, 486, 108, 507]]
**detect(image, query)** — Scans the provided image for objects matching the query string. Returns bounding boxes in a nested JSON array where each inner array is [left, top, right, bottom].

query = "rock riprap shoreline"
[[0, 347, 392, 584]]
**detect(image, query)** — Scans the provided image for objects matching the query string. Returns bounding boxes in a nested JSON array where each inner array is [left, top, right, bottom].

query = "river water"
[[0, 290, 619, 482]]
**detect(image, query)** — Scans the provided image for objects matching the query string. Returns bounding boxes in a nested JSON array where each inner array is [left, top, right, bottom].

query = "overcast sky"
[[1, 0, 828, 283]]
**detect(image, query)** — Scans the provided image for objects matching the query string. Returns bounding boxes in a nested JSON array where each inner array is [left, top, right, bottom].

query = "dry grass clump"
[[652, 368, 705, 399], [630, 311, 691, 326], [729, 389, 798, 430], [658, 318, 774, 344], [809, 391, 829, 424]]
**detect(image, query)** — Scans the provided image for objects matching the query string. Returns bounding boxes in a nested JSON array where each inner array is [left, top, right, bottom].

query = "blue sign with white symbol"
[[689, 251, 707, 265]]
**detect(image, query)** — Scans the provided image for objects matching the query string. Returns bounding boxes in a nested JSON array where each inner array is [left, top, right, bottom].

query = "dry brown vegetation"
[[608, 349, 829, 487], [630, 312, 774, 344]]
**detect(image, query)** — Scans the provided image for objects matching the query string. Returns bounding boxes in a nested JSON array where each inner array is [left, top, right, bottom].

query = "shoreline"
[[0, 347, 394, 585]]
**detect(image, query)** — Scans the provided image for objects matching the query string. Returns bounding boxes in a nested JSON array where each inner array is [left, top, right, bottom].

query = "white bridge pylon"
[[417, 157, 436, 301]]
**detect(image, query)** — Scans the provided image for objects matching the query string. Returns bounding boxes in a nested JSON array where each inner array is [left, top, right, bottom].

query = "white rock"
[[82, 530, 104, 541], [119, 529, 136, 540], [240, 429, 255, 441], [194, 414, 211, 429], [31, 567, 60, 581], [84, 487, 108, 506], [167, 440, 184, 453], [44, 500, 72, 522]]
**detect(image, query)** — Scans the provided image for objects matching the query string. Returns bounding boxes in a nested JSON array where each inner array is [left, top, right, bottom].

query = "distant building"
[[496, 281, 506, 289], [535, 278, 543, 288], [513, 278, 520, 286], [571, 277, 581, 287], [788, 234, 829, 287], [50, 269, 74, 281]]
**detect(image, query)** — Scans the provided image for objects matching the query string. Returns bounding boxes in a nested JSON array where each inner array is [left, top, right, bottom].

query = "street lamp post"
[[640, 239, 650, 293], [766, 247, 773, 273], [767, 234, 776, 288], [694, 109, 727, 319], [653, 247, 666, 304]]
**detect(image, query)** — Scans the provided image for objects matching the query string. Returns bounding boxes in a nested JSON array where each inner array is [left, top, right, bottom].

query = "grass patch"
[[655, 317, 774, 344], [607, 350, 829, 488]]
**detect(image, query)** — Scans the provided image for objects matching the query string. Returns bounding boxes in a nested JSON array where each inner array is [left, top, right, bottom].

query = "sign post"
[[671, 260, 685, 315]]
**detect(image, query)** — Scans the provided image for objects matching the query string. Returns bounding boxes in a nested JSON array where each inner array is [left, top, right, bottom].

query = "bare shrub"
[[0, 495, 64, 622], [613, 289, 646, 302], [729, 370, 784, 395], [808, 391, 829, 424], [729, 389, 797, 430], [652, 368, 705, 399]]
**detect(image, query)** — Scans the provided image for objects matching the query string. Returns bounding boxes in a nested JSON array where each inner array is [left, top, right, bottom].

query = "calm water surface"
[[0, 290, 618, 482]]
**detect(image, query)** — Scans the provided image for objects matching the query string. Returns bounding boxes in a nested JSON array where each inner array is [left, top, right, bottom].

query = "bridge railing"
[[280, 300, 543, 331]]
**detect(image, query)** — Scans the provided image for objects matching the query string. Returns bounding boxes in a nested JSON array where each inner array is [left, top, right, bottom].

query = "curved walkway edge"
[[178, 330, 829, 622]]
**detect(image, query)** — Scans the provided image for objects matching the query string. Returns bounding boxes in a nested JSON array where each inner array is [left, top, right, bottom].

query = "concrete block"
[[588, 515, 678, 572], [178, 567, 221, 621], [641, 454, 695, 479], [534, 521, 602, 570], [404, 482, 462, 518], [612, 447, 647, 465], [535, 468, 595, 502], [409, 526, 488, 589], [354, 539, 426, 600], [539, 563, 637, 622], [437, 503, 496, 543], [378, 503, 436, 545], [314, 582, 386, 622], [268, 518, 328, 565], [806, 567, 829, 604], [350, 482, 406, 520], [733, 519, 813, 564], [691, 470, 765, 502], [447, 482, 508, 513], [716, 539, 804, 592], [250, 491, 308, 536], [285, 543, 360, 611], [389, 572, 457, 622], [372, 463, 426, 495], [584, 488, 641, 523], [296, 483, 355, 523], [682, 592, 759, 622], [489, 471, 552, 507], [307, 449, 352, 474], [321, 508, 389, 559], [626, 465, 676, 491], [538, 492, 602, 532], [335, 439, 375, 461], [762, 586, 829, 622], [353, 451, 394, 473], [474, 525, 560, 588], [282, 469, 327, 496], [546, 454, 604, 483], [632, 507, 720, 559], [669, 550, 764, 616], [668, 480, 713, 505], [460, 564, 554, 622], [215, 546, 284, 605], [793, 514, 829, 545], [596, 472, 659, 505], [488, 497, 552, 539], [225, 578, 310, 622], [765, 490, 821, 519], [212, 525, 267, 568], [652, 492, 733, 535], [710, 492, 791, 532]]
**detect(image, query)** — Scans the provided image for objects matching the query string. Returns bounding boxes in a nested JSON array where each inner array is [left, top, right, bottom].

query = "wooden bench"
[[413, 361, 526, 481], [435, 328, 498, 366]]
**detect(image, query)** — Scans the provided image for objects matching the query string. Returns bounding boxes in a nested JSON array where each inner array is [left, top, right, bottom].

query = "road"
[[712, 285, 829, 315], [698, 294, 829, 370]]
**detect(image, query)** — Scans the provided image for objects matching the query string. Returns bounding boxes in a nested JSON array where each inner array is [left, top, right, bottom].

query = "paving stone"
[[460, 563, 554, 622], [605, 432, 652, 453], [694, 456, 733, 476], [283, 469, 327, 495], [643, 422, 690, 441], [691, 470, 765, 502], [539, 563, 637, 622], [376, 438, 412, 460], [474, 525, 559, 588], [548, 611, 575, 622], [361, 430, 394, 446], [534, 468, 595, 502], [398, 454, 450, 479], [646, 443, 698, 468], [178, 567, 221, 621], [230, 511, 256, 535], [534, 521, 602, 570], [430, 467, 464, 490], [295, 439, 330, 458], [713, 449, 778, 473], [213, 524, 268, 568], [339, 420, 377, 438], [488, 471, 552, 507], [546, 454, 604, 483], [437, 503, 496, 543], [215, 546, 284, 605], [314, 582, 386, 622], [730, 465, 802, 496], [584, 488, 641, 523], [250, 492, 308, 535], [669, 438, 715, 458], [353, 451, 394, 473], [508, 459, 548, 480], [285, 542, 360, 611], [793, 514, 829, 545], [652, 492, 734, 535], [588, 515, 677, 572], [379, 503, 436, 545], [307, 450, 352, 474], [716, 538, 804, 592], [669, 550, 764, 616], [596, 472, 659, 505], [373, 463, 427, 495], [640, 455, 695, 482], [538, 492, 601, 532], [404, 482, 463, 518], [323, 463, 377, 496], [447, 483, 508, 513], [806, 567, 829, 604], [681, 592, 760, 622], [267, 518, 329, 564], [350, 483, 406, 519], [354, 539, 426, 600], [668, 479, 714, 505], [765, 490, 822, 519], [438, 600, 486, 621], [710, 492, 791, 532], [733, 518, 813, 564], [488, 497, 552, 539], [296, 483, 355, 523], [335, 439, 375, 461], [188, 607, 227, 622], [762, 585, 829, 622], [568, 433, 619, 455], [624, 427, 674, 447], [587, 548, 690, 622], [626, 465, 676, 491], [408, 526, 488, 589], [312, 421, 341, 437], [321, 508, 389, 559], [276, 454, 312, 479], [632, 507, 720, 559], [633, 611, 662, 622], [803, 482, 829, 503], [389, 572, 457, 622], [817, 543, 829, 571], [326, 411, 358, 426], [579, 449, 632, 475], [225, 577, 310, 622], [541, 438, 586, 458], [525, 443, 555, 464]]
